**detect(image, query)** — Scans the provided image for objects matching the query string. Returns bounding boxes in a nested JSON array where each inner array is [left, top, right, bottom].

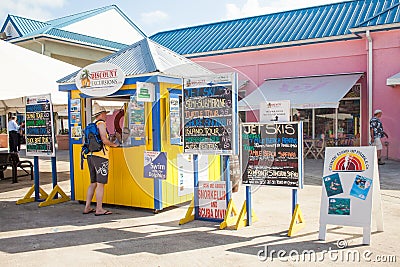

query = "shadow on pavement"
[[227, 228, 370, 261], [0, 170, 70, 193], [0, 200, 153, 233]]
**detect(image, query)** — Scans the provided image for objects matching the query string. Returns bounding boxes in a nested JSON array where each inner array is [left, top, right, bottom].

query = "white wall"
[[62, 9, 144, 45]]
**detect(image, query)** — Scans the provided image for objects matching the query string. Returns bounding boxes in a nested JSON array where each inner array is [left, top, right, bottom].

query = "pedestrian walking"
[[370, 109, 389, 165]]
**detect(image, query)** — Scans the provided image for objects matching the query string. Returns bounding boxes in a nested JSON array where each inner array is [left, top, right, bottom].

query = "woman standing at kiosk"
[[83, 104, 119, 216]]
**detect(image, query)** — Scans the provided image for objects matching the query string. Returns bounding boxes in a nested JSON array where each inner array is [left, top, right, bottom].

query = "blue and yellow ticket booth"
[[58, 55, 220, 211]]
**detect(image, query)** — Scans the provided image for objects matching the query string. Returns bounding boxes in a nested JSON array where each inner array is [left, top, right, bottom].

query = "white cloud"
[[226, 0, 270, 19], [0, 0, 65, 23], [225, 0, 344, 20], [140, 10, 168, 25]]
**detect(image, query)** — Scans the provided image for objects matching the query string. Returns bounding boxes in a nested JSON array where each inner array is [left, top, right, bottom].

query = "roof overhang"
[[9, 34, 122, 53], [350, 22, 400, 34]]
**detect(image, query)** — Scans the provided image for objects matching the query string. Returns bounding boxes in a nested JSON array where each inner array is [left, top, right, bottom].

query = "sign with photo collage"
[[70, 99, 82, 139], [319, 146, 383, 244], [240, 122, 303, 188], [25, 94, 55, 157], [170, 94, 181, 145], [182, 73, 238, 155], [128, 94, 145, 145]]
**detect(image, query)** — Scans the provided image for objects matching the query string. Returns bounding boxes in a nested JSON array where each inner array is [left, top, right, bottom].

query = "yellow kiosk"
[[57, 38, 219, 211]]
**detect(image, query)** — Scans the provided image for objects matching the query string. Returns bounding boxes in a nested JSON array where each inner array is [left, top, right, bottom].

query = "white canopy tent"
[[0, 40, 79, 114]]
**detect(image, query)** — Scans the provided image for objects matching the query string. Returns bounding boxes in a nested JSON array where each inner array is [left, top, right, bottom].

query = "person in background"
[[83, 104, 119, 216], [8, 116, 19, 153], [17, 120, 25, 151], [370, 109, 389, 165]]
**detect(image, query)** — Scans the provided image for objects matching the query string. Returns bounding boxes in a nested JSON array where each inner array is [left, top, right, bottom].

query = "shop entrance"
[[293, 84, 361, 147]]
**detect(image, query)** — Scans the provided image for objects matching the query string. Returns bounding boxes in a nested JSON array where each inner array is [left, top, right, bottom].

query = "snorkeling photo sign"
[[319, 147, 383, 245]]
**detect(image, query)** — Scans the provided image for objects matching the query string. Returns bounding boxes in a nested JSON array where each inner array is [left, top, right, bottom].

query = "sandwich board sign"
[[25, 94, 55, 157], [318, 146, 383, 245], [241, 121, 303, 188]]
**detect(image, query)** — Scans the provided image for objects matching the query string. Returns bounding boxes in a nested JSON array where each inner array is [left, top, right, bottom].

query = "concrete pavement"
[[0, 148, 399, 266]]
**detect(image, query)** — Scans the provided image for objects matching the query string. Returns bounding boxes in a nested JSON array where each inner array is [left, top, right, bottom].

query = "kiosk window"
[[90, 97, 146, 147]]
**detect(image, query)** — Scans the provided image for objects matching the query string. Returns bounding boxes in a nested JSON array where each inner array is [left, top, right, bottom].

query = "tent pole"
[[335, 108, 338, 141], [312, 108, 315, 139]]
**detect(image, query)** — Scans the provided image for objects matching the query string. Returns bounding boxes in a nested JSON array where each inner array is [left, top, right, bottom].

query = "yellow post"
[[220, 199, 239, 229], [179, 198, 195, 225], [288, 204, 306, 236], [16, 185, 48, 205], [235, 201, 258, 230], [39, 185, 70, 207]]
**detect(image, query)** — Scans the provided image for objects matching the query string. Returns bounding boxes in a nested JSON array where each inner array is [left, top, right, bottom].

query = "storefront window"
[[292, 84, 361, 146], [315, 108, 336, 139], [293, 109, 312, 138]]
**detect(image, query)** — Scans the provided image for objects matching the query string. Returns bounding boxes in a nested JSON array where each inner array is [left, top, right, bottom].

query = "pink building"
[[152, 0, 400, 159]]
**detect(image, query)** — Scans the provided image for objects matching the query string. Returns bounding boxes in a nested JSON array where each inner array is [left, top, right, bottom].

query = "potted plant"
[[56, 129, 69, 150], [0, 128, 8, 148]]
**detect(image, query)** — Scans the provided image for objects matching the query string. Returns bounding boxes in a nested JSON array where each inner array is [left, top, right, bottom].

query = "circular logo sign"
[[75, 62, 125, 97]]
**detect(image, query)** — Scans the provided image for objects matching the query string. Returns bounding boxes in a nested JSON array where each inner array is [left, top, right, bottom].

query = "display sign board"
[[129, 95, 145, 139], [183, 73, 238, 155], [198, 181, 228, 220], [241, 122, 303, 188], [319, 147, 383, 244], [260, 100, 290, 122], [75, 62, 125, 97], [170, 95, 181, 145], [70, 99, 82, 139], [144, 151, 167, 179], [136, 82, 155, 102], [25, 94, 55, 157]]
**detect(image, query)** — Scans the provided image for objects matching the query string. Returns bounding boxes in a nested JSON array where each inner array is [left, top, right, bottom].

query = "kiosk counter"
[[64, 76, 220, 211]]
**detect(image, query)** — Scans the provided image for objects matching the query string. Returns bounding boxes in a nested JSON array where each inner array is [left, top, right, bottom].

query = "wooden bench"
[[0, 152, 33, 183]]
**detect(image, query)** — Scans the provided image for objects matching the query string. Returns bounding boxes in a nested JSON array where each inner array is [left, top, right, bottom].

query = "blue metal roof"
[[0, 15, 49, 36], [355, 1, 400, 28], [150, 0, 400, 56], [42, 28, 128, 50], [58, 38, 212, 84]]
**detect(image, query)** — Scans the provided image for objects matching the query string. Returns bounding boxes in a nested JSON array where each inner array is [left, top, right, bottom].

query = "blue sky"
[[0, 0, 345, 36]]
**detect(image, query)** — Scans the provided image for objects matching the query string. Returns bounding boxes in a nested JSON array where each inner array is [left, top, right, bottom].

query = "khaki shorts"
[[372, 137, 383, 150]]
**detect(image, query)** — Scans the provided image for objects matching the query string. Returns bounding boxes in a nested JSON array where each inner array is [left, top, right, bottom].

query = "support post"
[[292, 189, 298, 215], [51, 156, 57, 199], [193, 154, 199, 220], [224, 155, 231, 206], [34, 156, 40, 201], [246, 185, 252, 226]]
